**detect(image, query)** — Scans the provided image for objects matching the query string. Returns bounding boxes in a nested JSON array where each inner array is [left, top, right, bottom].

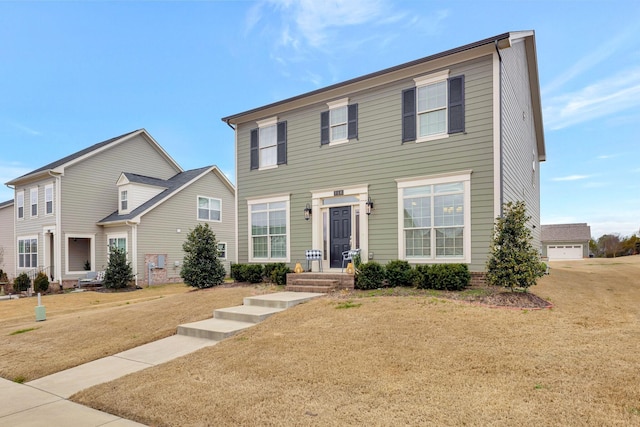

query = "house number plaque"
[[334, 190, 344, 196]]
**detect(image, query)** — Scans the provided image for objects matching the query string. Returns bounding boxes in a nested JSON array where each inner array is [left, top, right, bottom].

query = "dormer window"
[[120, 190, 128, 211]]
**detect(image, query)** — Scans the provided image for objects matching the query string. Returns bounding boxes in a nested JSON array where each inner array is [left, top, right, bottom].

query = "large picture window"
[[198, 196, 221, 221], [18, 237, 38, 268], [397, 172, 471, 263], [248, 196, 289, 261]]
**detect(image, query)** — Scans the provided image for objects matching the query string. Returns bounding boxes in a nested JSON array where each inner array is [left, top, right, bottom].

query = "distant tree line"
[[589, 232, 640, 258]]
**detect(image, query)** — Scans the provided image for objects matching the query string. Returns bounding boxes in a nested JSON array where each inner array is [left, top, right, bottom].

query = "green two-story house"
[[222, 31, 545, 279]]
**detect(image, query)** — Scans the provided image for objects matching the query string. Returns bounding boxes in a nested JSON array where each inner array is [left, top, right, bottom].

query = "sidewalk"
[[1, 291, 323, 426]]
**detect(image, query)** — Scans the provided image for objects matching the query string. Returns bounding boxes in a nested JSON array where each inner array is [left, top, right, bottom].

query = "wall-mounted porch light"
[[365, 197, 374, 215], [304, 203, 312, 221]]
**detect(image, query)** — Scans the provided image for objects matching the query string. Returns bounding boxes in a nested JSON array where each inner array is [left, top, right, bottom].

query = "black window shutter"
[[347, 103, 358, 139], [277, 121, 287, 165], [320, 111, 330, 145], [448, 75, 465, 134], [402, 88, 416, 143], [250, 128, 259, 170]]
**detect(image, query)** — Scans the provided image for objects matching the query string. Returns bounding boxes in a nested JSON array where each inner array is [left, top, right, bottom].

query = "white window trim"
[[17, 190, 24, 220], [30, 187, 38, 218], [414, 69, 450, 143], [107, 233, 128, 258], [257, 116, 279, 171], [17, 235, 38, 270], [217, 242, 227, 260], [197, 195, 222, 222], [45, 184, 54, 216], [247, 194, 290, 263], [396, 170, 471, 264], [327, 97, 350, 146], [64, 233, 96, 275], [120, 190, 129, 214]]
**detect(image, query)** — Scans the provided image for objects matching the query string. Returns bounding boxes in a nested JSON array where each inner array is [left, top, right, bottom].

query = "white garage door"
[[547, 245, 583, 260]]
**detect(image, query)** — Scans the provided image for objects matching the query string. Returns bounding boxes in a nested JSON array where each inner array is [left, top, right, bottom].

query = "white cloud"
[[551, 175, 590, 181]]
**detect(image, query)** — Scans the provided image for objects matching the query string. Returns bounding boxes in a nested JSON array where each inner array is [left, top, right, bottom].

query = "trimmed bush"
[[385, 260, 414, 287], [33, 272, 49, 293], [242, 264, 264, 284], [264, 263, 287, 282], [230, 263, 244, 282], [181, 223, 226, 289], [430, 264, 470, 291], [415, 264, 432, 289], [355, 261, 385, 290], [14, 273, 30, 292], [270, 264, 292, 286]]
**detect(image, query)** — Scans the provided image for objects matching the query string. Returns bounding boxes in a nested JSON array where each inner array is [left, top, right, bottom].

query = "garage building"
[[541, 223, 591, 260]]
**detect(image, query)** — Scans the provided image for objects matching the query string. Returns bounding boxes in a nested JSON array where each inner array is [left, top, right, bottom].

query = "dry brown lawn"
[[66, 257, 640, 426], [0, 283, 275, 381]]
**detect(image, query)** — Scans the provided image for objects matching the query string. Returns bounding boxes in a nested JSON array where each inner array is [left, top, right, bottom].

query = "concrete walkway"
[[1, 291, 323, 426]]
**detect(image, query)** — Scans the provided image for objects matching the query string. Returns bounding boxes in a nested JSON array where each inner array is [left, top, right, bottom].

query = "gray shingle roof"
[[98, 166, 213, 224], [121, 172, 170, 188], [0, 199, 14, 209], [541, 223, 591, 243]]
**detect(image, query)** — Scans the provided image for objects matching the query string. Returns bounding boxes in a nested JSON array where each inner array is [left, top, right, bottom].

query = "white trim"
[[16, 190, 24, 220], [16, 234, 38, 270], [326, 98, 349, 109], [44, 183, 54, 216], [414, 69, 450, 143], [256, 116, 278, 128], [310, 184, 369, 271], [492, 51, 502, 218], [107, 232, 128, 259], [120, 189, 129, 214], [413, 69, 449, 86], [396, 170, 472, 264], [197, 195, 222, 223], [217, 242, 227, 260], [30, 187, 38, 218], [247, 194, 290, 263], [64, 233, 95, 275]]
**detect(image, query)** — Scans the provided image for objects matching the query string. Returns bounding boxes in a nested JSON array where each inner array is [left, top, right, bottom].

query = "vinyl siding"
[[500, 40, 542, 248], [60, 134, 180, 278], [136, 171, 235, 282], [121, 183, 165, 213], [0, 204, 16, 279], [236, 55, 496, 272]]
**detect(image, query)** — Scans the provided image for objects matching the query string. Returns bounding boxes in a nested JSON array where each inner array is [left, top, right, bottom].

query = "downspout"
[[48, 171, 63, 284], [225, 118, 239, 268], [126, 220, 138, 287], [494, 40, 504, 216], [6, 184, 16, 278]]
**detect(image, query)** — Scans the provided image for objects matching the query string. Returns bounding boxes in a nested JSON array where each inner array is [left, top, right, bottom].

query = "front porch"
[[285, 272, 355, 293]]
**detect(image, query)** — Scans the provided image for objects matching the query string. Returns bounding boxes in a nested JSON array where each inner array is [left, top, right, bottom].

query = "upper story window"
[[198, 196, 221, 222], [17, 191, 24, 220], [321, 98, 358, 145], [402, 70, 465, 143], [45, 184, 54, 215], [30, 188, 38, 218], [120, 190, 128, 211], [250, 117, 287, 170]]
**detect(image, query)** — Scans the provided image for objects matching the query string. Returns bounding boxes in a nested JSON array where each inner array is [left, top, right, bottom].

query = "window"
[[120, 190, 128, 211], [30, 188, 38, 217], [402, 71, 465, 142], [397, 172, 471, 263], [321, 99, 358, 145], [248, 196, 289, 261], [108, 235, 127, 255], [217, 242, 227, 259], [250, 118, 287, 170], [17, 191, 24, 219], [45, 184, 53, 215], [18, 237, 38, 268], [198, 196, 221, 221]]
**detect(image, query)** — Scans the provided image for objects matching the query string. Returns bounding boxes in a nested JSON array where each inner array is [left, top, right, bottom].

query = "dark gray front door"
[[330, 206, 351, 268]]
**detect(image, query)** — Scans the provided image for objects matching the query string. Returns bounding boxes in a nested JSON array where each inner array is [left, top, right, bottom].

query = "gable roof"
[[541, 223, 591, 243], [221, 30, 544, 160], [97, 165, 234, 225], [119, 172, 170, 188], [5, 129, 183, 186], [0, 199, 14, 209]]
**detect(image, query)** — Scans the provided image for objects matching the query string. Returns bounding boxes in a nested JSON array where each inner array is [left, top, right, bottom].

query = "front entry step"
[[286, 273, 355, 292], [214, 305, 284, 323], [177, 318, 254, 341]]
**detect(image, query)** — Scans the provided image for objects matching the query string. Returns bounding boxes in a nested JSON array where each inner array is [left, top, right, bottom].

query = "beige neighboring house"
[[0, 199, 15, 280], [4, 129, 235, 288], [222, 31, 545, 278], [541, 223, 591, 260]]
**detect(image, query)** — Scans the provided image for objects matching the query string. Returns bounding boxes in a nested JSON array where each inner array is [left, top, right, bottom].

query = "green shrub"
[[0, 269, 8, 283], [33, 272, 49, 293], [429, 264, 470, 291], [14, 273, 30, 292], [415, 264, 432, 289], [264, 263, 287, 282], [385, 260, 414, 287], [181, 223, 226, 288], [242, 264, 264, 284], [270, 264, 292, 286], [104, 246, 134, 289], [355, 261, 385, 290], [230, 263, 244, 282]]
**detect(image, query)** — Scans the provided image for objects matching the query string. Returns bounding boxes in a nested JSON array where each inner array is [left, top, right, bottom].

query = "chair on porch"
[[305, 249, 323, 272], [341, 248, 360, 272]]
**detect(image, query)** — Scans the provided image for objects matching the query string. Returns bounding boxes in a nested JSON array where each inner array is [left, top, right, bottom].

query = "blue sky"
[[1, 0, 639, 238]]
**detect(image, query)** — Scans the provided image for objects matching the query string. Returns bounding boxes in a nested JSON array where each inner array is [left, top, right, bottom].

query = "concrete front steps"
[[285, 272, 355, 293], [177, 292, 323, 341]]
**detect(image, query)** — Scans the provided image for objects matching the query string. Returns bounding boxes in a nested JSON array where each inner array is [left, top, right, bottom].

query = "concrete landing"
[[177, 318, 254, 340], [244, 291, 323, 309], [214, 304, 285, 323]]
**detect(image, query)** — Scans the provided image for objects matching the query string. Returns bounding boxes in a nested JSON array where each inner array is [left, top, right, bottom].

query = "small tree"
[[181, 223, 226, 288], [104, 246, 134, 289], [486, 201, 546, 292]]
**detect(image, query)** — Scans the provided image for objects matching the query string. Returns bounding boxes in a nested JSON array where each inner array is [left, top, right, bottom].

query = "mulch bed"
[[472, 290, 552, 309]]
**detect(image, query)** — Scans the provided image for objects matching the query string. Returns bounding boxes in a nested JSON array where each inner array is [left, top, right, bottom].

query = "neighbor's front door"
[[330, 206, 351, 268]]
